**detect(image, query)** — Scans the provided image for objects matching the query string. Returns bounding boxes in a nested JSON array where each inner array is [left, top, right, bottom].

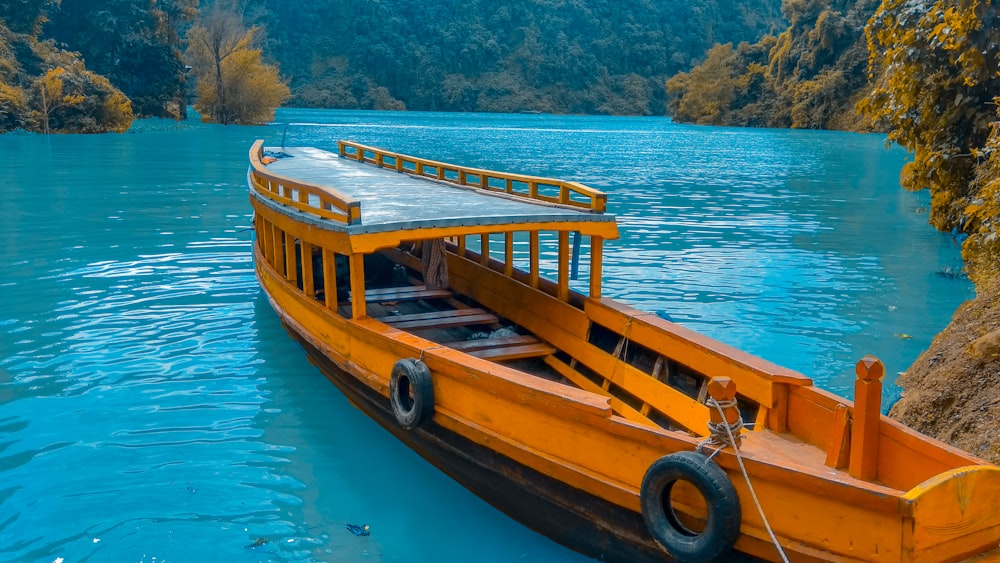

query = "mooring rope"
[[701, 398, 790, 563]]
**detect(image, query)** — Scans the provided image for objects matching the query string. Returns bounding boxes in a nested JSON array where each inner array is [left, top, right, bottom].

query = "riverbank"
[[890, 273, 1000, 464]]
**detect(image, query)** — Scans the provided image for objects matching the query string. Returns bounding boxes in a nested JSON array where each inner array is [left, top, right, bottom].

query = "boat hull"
[[274, 307, 676, 562]]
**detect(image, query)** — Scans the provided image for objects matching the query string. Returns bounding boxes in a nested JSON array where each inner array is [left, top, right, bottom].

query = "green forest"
[[1, 0, 998, 281]]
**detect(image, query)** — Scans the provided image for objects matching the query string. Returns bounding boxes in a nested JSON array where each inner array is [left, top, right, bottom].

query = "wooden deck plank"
[[468, 342, 555, 361], [448, 335, 541, 352], [378, 308, 499, 330], [365, 285, 452, 302]]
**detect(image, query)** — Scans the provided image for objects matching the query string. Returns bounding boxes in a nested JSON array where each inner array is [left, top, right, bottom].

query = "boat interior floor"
[[344, 278, 562, 379]]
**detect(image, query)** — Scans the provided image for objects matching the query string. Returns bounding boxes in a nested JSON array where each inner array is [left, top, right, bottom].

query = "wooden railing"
[[249, 140, 362, 224], [338, 140, 607, 213]]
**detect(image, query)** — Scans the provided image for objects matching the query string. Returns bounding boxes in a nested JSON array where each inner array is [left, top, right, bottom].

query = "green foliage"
[[667, 0, 876, 130], [859, 0, 1000, 236], [257, 0, 785, 115], [44, 0, 197, 118], [0, 0, 59, 35], [186, 4, 290, 125], [28, 63, 133, 133], [965, 116, 1000, 283], [0, 18, 134, 134]]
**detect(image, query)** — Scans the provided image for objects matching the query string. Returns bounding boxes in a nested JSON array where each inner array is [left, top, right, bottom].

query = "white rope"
[[702, 398, 790, 563]]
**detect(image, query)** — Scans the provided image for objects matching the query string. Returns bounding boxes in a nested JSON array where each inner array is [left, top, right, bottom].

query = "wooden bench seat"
[[469, 342, 555, 361], [448, 335, 555, 361], [365, 285, 451, 303], [377, 308, 499, 330]]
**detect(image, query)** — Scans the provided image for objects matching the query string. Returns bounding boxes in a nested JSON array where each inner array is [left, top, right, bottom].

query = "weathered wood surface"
[[262, 146, 617, 234]]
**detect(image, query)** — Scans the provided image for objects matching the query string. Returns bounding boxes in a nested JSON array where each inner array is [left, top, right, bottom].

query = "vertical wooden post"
[[284, 233, 298, 284], [849, 355, 884, 481], [480, 233, 490, 266], [504, 232, 514, 277], [708, 377, 742, 448], [557, 231, 569, 301], [301, 241, 315, 297], [323, 248, 338, 310], [350, 253, 367, 320], [529, 231, 540, 289], [590, 236, 603, 298], [272, 225, 285, 275]]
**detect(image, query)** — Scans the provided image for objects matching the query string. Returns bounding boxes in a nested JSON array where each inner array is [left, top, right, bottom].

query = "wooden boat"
[[247, 139, 1000, 562]]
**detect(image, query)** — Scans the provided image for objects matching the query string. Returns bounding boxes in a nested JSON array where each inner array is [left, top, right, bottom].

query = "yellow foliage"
[[186, 8, 290, 125], [860, 0, 1000, 235]]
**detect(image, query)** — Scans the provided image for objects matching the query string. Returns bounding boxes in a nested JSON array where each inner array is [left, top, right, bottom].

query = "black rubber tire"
[[389, 358, 434, 430], [640, 451, 741, 563]]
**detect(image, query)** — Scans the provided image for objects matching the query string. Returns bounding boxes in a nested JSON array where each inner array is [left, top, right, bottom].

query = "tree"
[[859, 0, 1000, 234], [44, 0, 198, 119], [666, 0, 877, 130], [185, 4, 289, 124], [0, 17, 134, 134], [29, 62, 133, 133]]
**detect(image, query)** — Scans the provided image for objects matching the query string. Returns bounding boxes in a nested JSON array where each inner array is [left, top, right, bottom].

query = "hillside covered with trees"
[[0, 0, 289, 132], [666, 0, 877, 130], [255, 0, 785, 115]]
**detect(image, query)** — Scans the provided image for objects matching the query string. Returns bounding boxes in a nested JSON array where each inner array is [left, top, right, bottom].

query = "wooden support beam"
[[590, 236, 603, 298], [284, 232, 298, 284], [529, 231, 540, 289], [350, 253, 367, 320], [322, 248, 338, 310], [504, 232, 514, 277], [301, 241, 315, 297], [558, 230, 569, 301]]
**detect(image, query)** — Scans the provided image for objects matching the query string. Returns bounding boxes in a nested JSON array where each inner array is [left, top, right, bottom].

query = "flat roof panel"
[[260, 147, 616, 236]]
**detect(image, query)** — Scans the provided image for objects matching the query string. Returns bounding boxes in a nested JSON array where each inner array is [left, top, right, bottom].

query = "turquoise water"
[[0, 110, 972, 561]]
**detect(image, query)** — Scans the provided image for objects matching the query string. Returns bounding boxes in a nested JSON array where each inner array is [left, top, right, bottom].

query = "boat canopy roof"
[[252, 145, 619, 252]]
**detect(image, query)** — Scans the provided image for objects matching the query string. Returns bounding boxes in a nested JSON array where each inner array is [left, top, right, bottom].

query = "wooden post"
[[350, 253, 367, 320], [480, 233, 490, 266], [322, 248, 338, 310], [504, 232, 514, 277], [708, 377, 742, 448], [590, 236, 603, 298], [849, 355, 884, 481], [557, 230, 569, 301], [301, 241, 315, 297], [529, 231, 540, 289]]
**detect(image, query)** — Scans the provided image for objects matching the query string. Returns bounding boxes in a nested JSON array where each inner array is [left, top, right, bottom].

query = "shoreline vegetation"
[[2, 0, 998, 461], [670, 0, 1000, 463]]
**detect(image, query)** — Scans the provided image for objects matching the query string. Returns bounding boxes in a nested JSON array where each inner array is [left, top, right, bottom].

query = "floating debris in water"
[[346, 523, 371, 536], [935, 265, 967, 279], [245, 537, 269, 550]]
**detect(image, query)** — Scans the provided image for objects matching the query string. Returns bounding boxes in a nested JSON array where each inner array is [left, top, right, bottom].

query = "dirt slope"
[[890, 275, 1000, 464]]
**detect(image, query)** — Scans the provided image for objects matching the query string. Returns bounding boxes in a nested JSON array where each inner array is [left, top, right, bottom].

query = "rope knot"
[[697, 396, 744, 456]]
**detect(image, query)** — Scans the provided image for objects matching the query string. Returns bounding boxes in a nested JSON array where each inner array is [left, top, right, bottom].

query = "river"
[[0, 109, 972, 561]]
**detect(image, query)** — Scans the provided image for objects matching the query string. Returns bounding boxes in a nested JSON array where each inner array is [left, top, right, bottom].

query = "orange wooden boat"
[[247, 140, 1000, 562]]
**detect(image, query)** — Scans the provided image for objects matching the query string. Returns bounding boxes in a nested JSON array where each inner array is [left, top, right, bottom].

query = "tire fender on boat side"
[[639, 451, 741, 563], [389, 358, 434, 430]]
